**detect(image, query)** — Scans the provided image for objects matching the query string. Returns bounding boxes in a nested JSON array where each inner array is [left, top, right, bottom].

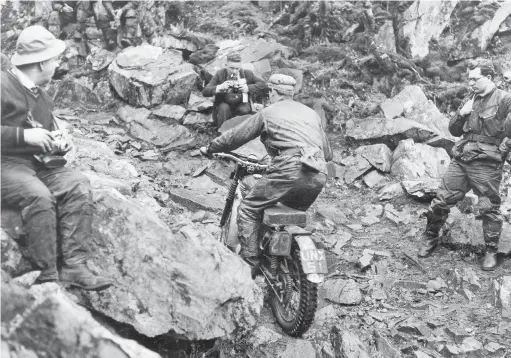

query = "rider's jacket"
[[208, 99, 332, 163]]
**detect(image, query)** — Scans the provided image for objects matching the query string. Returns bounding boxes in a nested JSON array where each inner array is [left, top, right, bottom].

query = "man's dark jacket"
[[202, 68, 267, 123]]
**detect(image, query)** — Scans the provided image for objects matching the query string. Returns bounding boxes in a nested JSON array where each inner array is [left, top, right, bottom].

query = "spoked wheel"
[[269, 244, 318, 337]]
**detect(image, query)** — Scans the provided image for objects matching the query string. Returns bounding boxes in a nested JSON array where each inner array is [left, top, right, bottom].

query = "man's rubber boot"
[[417, 210, 447, 258], [481, 248, 498, 271], [243, 256, 260, 279], [60, 263, 113, 291], [417, 231, 439, 258]]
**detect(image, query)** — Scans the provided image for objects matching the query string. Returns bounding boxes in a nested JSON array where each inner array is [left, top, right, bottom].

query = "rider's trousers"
[[237, 155, 327, 257]]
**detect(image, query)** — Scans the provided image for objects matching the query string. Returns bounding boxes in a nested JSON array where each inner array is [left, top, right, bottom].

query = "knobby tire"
[[270, 244, 318, 337]]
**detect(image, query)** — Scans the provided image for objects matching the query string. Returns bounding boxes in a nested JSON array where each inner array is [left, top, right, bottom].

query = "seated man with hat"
[[202, 52, 268, 128], [201, 74, 332, 270], [1, 25, 112, 290]]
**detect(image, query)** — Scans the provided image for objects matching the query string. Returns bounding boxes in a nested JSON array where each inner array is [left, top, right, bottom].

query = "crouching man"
[[202, 52, 268, 128], [1, 26, 112, 290], [418, 59, 511, 271]]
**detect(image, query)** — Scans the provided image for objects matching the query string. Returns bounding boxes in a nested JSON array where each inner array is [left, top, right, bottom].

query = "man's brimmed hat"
[[11, 25, 66, 66], [268, 74, 296, 96]]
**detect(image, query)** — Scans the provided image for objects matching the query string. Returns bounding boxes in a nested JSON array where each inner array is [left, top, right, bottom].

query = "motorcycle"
[[210, 151, 328, 337]]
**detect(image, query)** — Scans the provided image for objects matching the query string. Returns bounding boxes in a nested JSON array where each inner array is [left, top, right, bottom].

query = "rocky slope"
[[1, 1, 511, 357]]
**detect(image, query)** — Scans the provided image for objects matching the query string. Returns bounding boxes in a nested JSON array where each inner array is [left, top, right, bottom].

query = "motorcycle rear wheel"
[[269, 243, 318, 337]]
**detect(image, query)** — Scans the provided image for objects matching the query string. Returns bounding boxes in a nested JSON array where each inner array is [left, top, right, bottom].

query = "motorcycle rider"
[[201, 74, 332, 270]]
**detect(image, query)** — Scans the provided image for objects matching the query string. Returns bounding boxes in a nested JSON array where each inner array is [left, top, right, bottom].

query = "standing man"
[[202, 53, 268, 128], [418, 59, 511, 271], [1, 26, 112, 290], [201, 74, 332, 269]]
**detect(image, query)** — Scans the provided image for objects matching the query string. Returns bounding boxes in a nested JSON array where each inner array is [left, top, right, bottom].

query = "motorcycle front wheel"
[[269, 243, 318, 337]]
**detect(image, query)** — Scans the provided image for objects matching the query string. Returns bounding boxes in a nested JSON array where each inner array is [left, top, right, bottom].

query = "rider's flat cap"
[[268, 74, 296, 95]]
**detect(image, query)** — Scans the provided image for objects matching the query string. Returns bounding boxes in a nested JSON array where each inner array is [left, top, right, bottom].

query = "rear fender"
[[294, 235, 325, 284]]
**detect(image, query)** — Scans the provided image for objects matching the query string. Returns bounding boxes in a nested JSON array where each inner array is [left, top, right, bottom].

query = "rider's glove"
[[199, 146, 213, 159]]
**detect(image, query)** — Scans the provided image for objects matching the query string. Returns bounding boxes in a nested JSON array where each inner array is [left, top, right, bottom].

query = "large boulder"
[[391, 139, 450, 180], [83, 188, 263, 339], [109, 45, 199, 108], [2, 282, 162, 358], [380, 85, 457, 150], [400, 0, 459, 58], [1, 188, 263, 340], [116, 105, 195, 150], [345, 116, 440, 150]]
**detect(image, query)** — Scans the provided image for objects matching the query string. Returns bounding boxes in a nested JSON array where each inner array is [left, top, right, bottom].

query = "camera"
[[33, 130, 71, 169]]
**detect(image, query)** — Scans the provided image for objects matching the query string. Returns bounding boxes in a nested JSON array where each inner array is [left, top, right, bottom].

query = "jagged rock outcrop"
[[354, 144, 393, 173], [2, 281, 162, 358], [116, 105, 195, 151], [380, 85, 456, 147], [450, 1, 511, 61], [400, 0, 459, 59], [346, 116, 439, 150], [391, 139, 450, 180], [84, 188, 263, 339], [1, 187, 264, 340], [109, 45, 199, 108]]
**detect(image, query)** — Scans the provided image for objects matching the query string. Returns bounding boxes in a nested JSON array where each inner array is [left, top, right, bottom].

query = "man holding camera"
[[202, 52, 268, 128], [418, 59, 511, 271], [1, 26, 112, 290]]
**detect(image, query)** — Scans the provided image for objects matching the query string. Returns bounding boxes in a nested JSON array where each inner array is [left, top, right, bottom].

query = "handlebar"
[[213, 152, 269, 172]]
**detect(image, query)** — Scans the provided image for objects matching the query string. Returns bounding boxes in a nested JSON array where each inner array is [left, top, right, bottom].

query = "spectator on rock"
[[49, 1, 117, 52], [1, 26, 112, 290], [417, 59, 511, 271], [116, 1, 158, 48], [202, 52, 268, 128]]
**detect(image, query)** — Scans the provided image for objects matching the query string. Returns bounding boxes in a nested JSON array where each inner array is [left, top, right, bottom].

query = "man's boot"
[[417, 209, 448, 258], [59, 263, 113, 291], [243, 256, 260, 279], [481, 219, 502, 271]]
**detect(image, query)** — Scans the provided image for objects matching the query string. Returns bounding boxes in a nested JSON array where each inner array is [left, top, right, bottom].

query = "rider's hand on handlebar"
[[199, 146, 213, 159]]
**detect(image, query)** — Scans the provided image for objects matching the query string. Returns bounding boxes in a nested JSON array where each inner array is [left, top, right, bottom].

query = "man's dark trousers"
[[430, 158, 503, 247], [1, 157, 92, 280], [215, 102, 251, 128]]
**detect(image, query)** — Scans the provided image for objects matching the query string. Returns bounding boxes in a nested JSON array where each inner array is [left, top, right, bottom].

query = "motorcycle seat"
[[263, 203, 307, 227]]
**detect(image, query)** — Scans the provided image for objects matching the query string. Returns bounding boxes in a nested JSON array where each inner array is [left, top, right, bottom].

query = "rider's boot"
[[243, 256, 260, 278], [418, 208, 448, 258], [238, 220, 261, 279]]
